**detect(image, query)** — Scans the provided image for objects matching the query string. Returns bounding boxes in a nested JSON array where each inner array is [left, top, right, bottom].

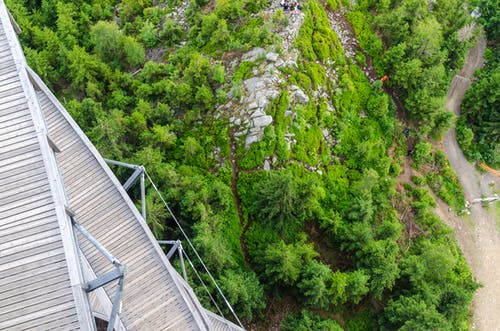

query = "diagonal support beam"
[[72, 220, 122, 267], [105, 159, 147, 221], [85, 268, 124, 292], [123, 167, 144, 191], [108, 276, 125, 331]]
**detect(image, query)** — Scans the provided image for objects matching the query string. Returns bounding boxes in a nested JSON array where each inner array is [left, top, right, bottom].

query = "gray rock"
[[258, 97, 270, 109], [266, 52, 279, 62], [268, 90, 280, 100], [253, 115, 273, 127], [244, 77, 266, 92], [263, 159, 271, 171], [275, 59, 285, 68], [245, 132, 263, 147], [248, 101, 259, 110], [294, 89, 309, 105], [251, 109, 266, 118], [242, 47, 265, 62]]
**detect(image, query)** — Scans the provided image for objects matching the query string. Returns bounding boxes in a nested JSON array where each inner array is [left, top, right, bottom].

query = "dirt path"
[[439, 36, 500, 331]]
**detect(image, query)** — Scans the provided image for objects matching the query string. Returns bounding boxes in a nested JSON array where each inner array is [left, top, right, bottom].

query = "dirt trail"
[[440, 36, 500, 331]]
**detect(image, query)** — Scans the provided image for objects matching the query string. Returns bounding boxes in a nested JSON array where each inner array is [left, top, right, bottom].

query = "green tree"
[[219, 269, 265, 322], [252, 170, 324, 234], [297, 260, 332, 309], [260, 239, 317, 287], [282, 310, 343, 331]]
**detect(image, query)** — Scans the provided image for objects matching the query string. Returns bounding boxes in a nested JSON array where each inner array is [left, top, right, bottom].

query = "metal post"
[[179, 244, 188, 282], [107, 275, 125, 331], [140, 171, 146, 221]]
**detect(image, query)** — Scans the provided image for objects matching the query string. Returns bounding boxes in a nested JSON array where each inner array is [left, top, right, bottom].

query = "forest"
[[458, 0, 499, 167], [6, 0, 493, 329]]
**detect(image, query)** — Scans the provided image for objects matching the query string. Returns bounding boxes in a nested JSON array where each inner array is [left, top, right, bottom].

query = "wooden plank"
[[0, 288, 74, 316], [81, 225, 145, 256], [0, 208, 55, 234], [0, 64, 17, 76], [0, 293, 76, 323], [0, 135, 38, 154], [0, 84, 22, 98], [0, 68, 18, 82], [0, 173, 48, 199], [0, 112, 31, 131], [0, 228, 62, 257], [0, 272, 70, 302], [0, 160, 43, 182], [128, 297, 178, 328], [0, 116, 34, 134], [0, 181, 51, 206], [72, 192, 123, 222], [58, 151, 98, 178], [0, 224, 60, 252], [70, 178, 114, 206], [0, 258, 68, 289], [65, 168, 107, 196], [0, 144, 41, 167], [0, 73, 19, 88], [0, 244, 64, 273], [0, 103, 30, 121], [0, 124, 36, 143], [0, 301, 76, 329], [27, 317, 81, 331], [77, 207, 133, 242], [0, 204, 54, 231], [0, 89, 25, 105], [0, 164, 45, 187], [22, 317, 80, 331], [0, 239, 63, 265], [0, 112, 30, 130], [0, 196, 54, 226]]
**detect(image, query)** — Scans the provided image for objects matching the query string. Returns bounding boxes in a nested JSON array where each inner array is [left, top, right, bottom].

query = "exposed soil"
[[439, 36, 500, 331]]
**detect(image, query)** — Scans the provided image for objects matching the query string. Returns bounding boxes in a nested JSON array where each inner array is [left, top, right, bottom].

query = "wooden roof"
[[0, 0, 244, 330]]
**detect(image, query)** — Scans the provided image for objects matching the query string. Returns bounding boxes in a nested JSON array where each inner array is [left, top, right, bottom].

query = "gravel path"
[[440, 36, 500, 331]]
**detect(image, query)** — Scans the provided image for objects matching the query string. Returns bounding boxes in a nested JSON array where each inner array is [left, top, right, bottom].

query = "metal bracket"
[[72, 219, 126, 331], [158, 240, 188, 282], [85, 267, 125, 292], [105, 159, 147, 221]]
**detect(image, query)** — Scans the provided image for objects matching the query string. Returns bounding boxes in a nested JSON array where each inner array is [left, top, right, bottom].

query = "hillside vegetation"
[[458, 0, 499, 167], [8, 0, 480, 329]]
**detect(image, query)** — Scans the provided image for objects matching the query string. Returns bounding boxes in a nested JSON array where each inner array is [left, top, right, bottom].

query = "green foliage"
[[346, 11, 383, 72], [412, 141, 433, 169], [362, 0, 471, 136], [461, 49, 500, 167], [9, 0, 478, 328], [474, 0, 500, 43], [251, 170, 325, 235], [282, 310, 343, 331], [295, 0, 344, 62], [219, 269, 265, 321], [297, 260, 332, 309], [260, 239, 317, 287]]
